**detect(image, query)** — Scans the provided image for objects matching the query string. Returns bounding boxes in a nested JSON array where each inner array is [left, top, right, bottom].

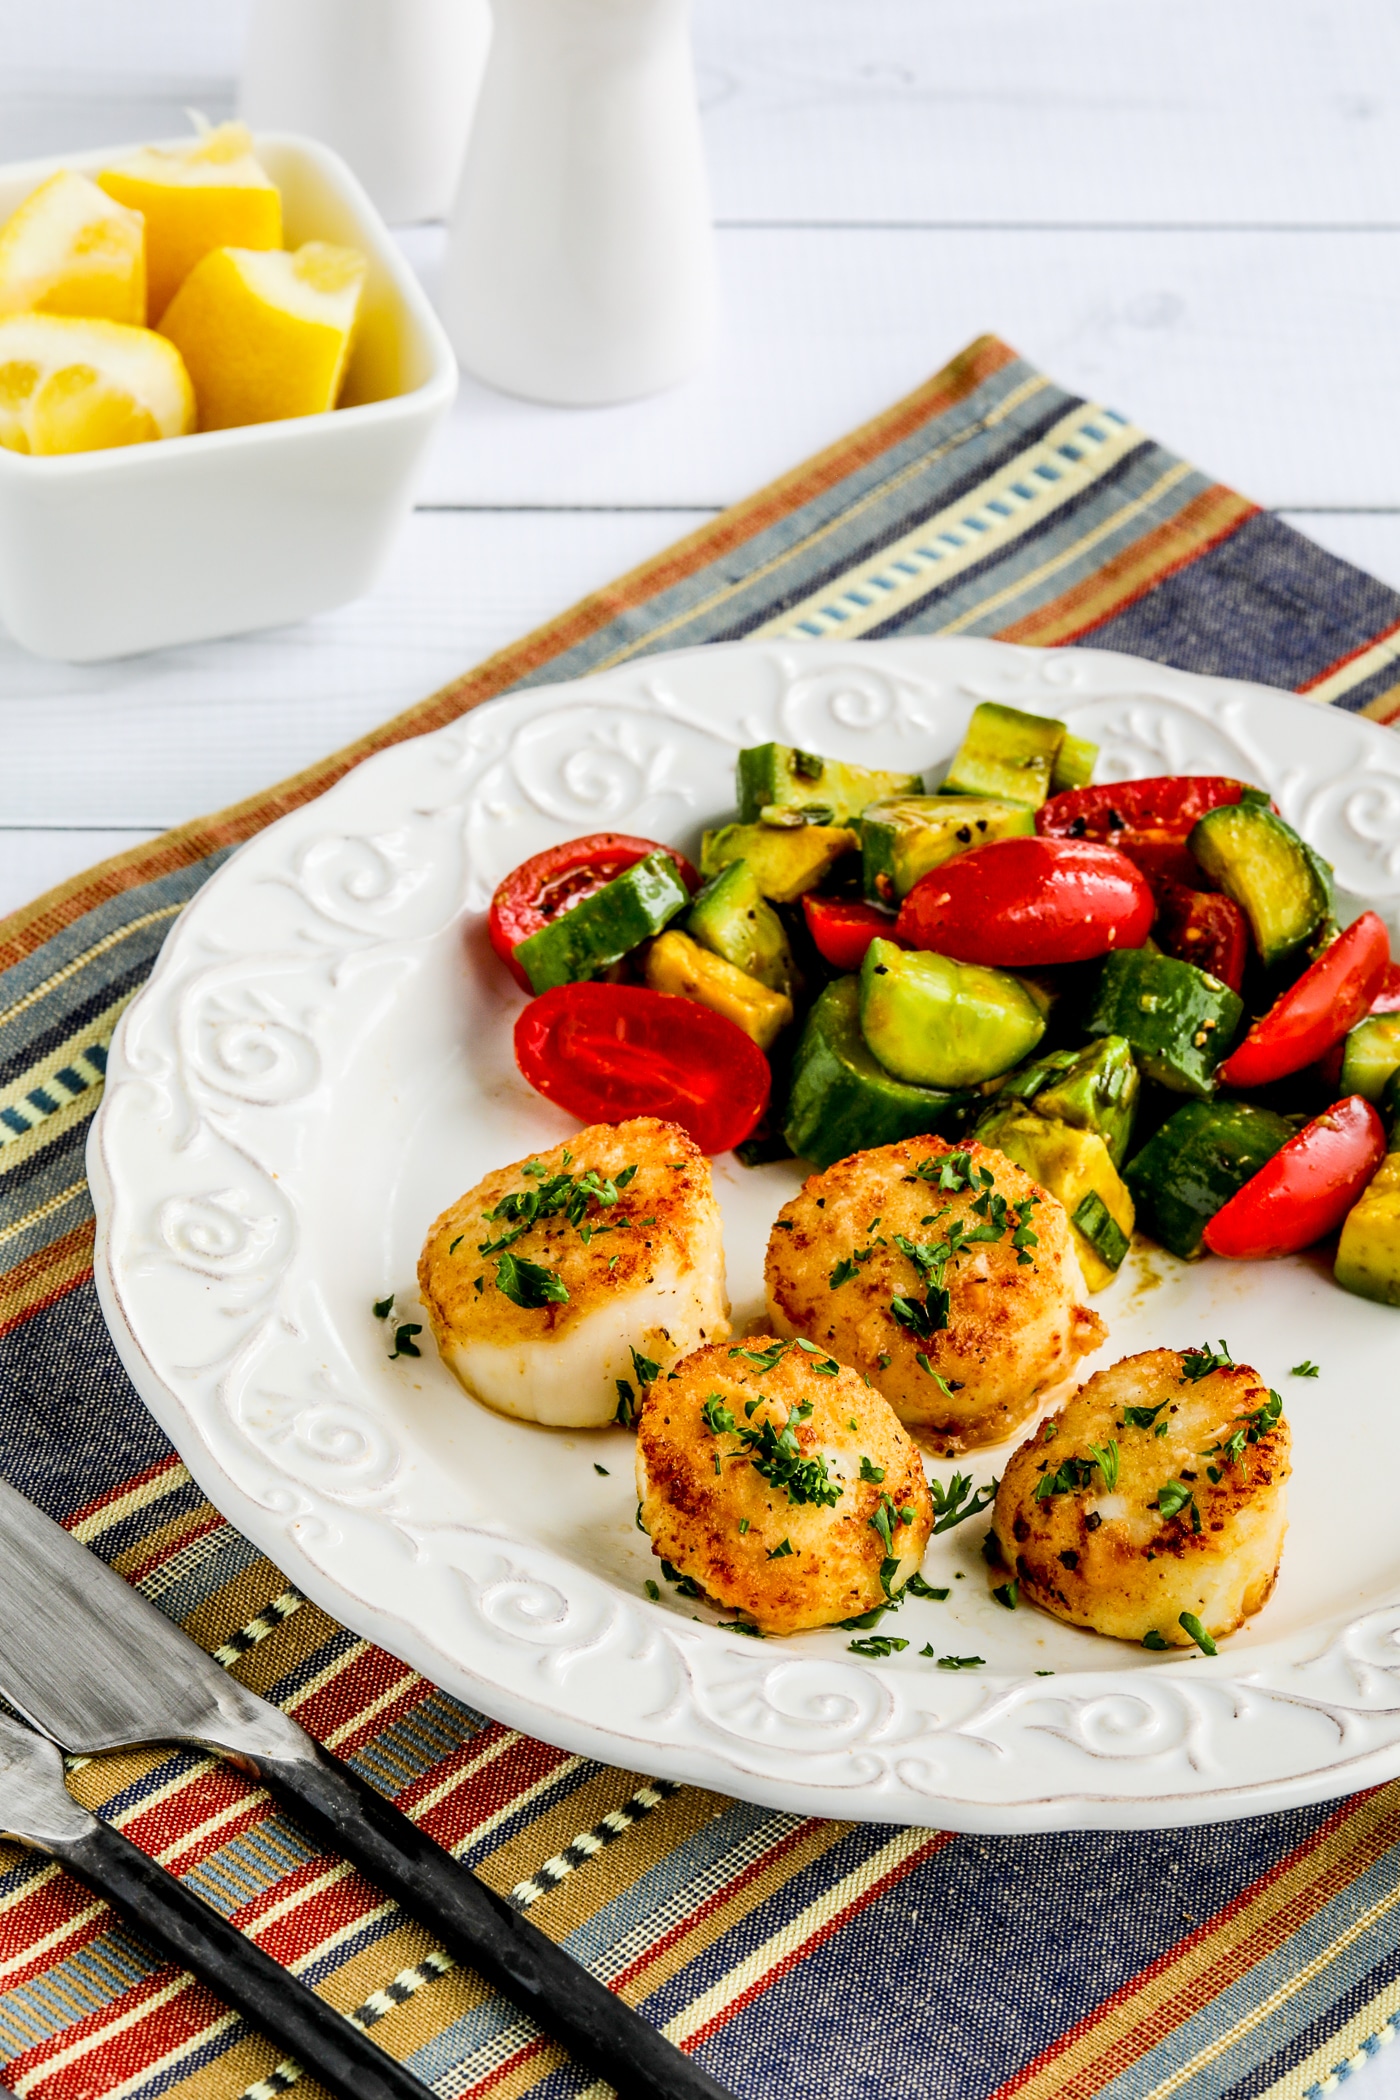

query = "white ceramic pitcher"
[[439, 0, 716, 405], [240, 0, 492, 225]]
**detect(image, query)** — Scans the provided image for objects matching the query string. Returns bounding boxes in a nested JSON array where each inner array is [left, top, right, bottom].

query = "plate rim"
[[88, 633, 1400, 1832]]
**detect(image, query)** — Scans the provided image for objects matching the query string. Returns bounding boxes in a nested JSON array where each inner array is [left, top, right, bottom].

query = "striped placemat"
[[4, 334, 1400, 2100]]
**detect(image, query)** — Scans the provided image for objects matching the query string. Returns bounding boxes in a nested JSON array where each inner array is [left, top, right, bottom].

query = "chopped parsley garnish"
[[1204, 1388, 1283, 1468], [890, 1291, 944, 1339], [1121, 1402, 1169, 1430], [495, 1251, 569, 1309], [594, 1464, 609, 1476], [644, 1580, 660, 1601], [867, 1493, 910, 1556], [829, 1257, 859, 1290], [935, 1654, 986, 1670], [993, 1580, 1019, 1610], [1180, 1341, 1234, 1382], [389, 1322, 422, 1359], [849, 1634, 908, 1658], [738, 1517, 749, 1535], [1042, 1418, 1060, 1441], [1087, 1440, 1120, 1493], [1142, 1630, 1170, 1651], [906, 1573, 950, 1601], [915, 1353, 955, 1391], [928, 1471, 997, 1534], [614, 1344, 662, 1427], [479, 1159, 639, 1257], [859, 1455, 885, 1483], [793, 1338, 841, 1375], [768, 1538, 794, 1560], [1178, 1611, 1217, 1656], [1156, 1479, 1195, 1520], [729, 1339, 792, 1372], [1291, 1360, 1320, 1378], [660, 1559, 702, 1599], [1034, 1456, 1098, 1501], [703, 1393, 736, 1434], [372, 1295, 394, 1320]]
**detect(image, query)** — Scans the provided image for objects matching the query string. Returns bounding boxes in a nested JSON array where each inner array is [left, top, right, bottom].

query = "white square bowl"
[[0, 132, 458, 662]]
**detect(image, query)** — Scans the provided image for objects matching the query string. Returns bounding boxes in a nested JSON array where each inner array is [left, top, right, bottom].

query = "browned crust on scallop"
[[992, 1348, 1291, 1645], [764, 1135, 1104, 1454], [418, 1117, 712, 1349], [636, 1337, 932, 1634]]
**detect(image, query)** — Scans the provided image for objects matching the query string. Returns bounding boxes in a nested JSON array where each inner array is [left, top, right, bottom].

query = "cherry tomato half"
[[489, 833, 699, 991], [1038, 775, 1260, 887], [895, 836, 1155, 968], [1202, 1095, 1386, 1260], [802, 894, 903, 971], [1219, 912, 1391, 1091], [514, 982, 770, 1155], [1150, 880, 1249, 993]]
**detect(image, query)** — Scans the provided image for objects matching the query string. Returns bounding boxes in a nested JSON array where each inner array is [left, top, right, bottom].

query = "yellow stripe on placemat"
[[1256, 1985, 1400, 2100], [992, 1787, 1400, 2100], [756, 404, 1143, 642]]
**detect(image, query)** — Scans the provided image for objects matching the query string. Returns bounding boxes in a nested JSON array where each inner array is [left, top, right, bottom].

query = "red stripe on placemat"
[[3, 1962, 212, 2098], [412, 1732, 578, 1854], [120, 1505, 228, 1588], [677, 1831, 948, 2056], [63, 1452, 186, 1535], [0, 1873, 110, 1997], [234, 1854, 385, 1971], [988, 1787, 1396, 2100], [1297, 615, 1400, 693], [612, 1817, 828, 1998]]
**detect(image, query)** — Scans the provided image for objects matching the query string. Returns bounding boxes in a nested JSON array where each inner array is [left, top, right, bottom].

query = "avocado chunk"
[[1086, 950, 1243, 1097], [998, 1035, 1140, 1168], [858, 936, 1046, 1090], [1340, 1012, 1400, 1104], [701, 821, 857, 903], [1188, 804, 1330, 968], [784, 977, 970, 1170], [645, 929, 793, 1051], [942, 701, 1069, 808], [737, 743, 923, 826], [685, 860, 796, 996], [1049, 731, 1099, 794], [1124, 1099, 1294, 1260], [1335, 1151, 1400, 1305], [860, 793, 1035, 905], [973, 1106, 1133, 1290], [514, 849, 689, 993]]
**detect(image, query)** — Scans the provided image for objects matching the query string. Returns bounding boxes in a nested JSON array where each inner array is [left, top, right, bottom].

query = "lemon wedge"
[[158, 241, 367, 431], [0, 314, 195, 455], [0, 170, 146, 325], [98, 122, 282, 322]]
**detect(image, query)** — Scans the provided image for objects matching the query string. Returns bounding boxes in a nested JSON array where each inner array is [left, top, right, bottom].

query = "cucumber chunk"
[[973, 1105, 1133, 1290], [1340, 1013, 1400, 1104], [514, 849, 689, 993], [1049, 732, 1099, 794], [942, 701, 1068, 808], [1000, 1035, 1140, 1168], [1124, 1099, 1294, 1260], [859, 936, 1045, 1089], [1188, 804, 1330, 968], [701, 821, 856, 903], [860, 793, 1035, 905], [736, 743, 922, 826], [685, 860, 796, 995], [784, 977, 970, 1169], [1086, 950, 1243, 1097]]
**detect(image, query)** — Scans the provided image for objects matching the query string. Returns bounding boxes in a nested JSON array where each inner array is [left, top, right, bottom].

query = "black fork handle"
[[252, 1746, 738, 2100], [47, 1817, 435, 2100]]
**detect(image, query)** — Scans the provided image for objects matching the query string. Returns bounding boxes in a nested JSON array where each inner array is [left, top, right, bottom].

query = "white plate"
[[89, 637, 1400, 1833]]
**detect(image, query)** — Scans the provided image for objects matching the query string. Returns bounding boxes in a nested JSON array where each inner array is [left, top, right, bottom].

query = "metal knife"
[[0, 1708, 435, 2100], [0, 1475, 736, 2100]]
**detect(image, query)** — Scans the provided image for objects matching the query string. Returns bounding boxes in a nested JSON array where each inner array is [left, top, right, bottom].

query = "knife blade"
[[0, 1709, 435, 2100], [0, 1475, 737, 2100]]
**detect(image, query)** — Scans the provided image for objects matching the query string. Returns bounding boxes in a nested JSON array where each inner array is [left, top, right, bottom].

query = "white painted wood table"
[[4, 2, 1400, 2090]]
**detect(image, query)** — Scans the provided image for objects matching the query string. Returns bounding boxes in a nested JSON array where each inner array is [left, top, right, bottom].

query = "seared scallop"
[[992, 1347, 1290, 1647], [765, 1136, 1104, 1454], [418, 1117, 729, 1428], [636, 1335, 932, 1634]]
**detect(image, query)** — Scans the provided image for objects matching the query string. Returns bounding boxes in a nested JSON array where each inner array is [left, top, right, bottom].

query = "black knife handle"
[[253, 1748, 738, 2100], [49, 1818, 434, 2100]]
